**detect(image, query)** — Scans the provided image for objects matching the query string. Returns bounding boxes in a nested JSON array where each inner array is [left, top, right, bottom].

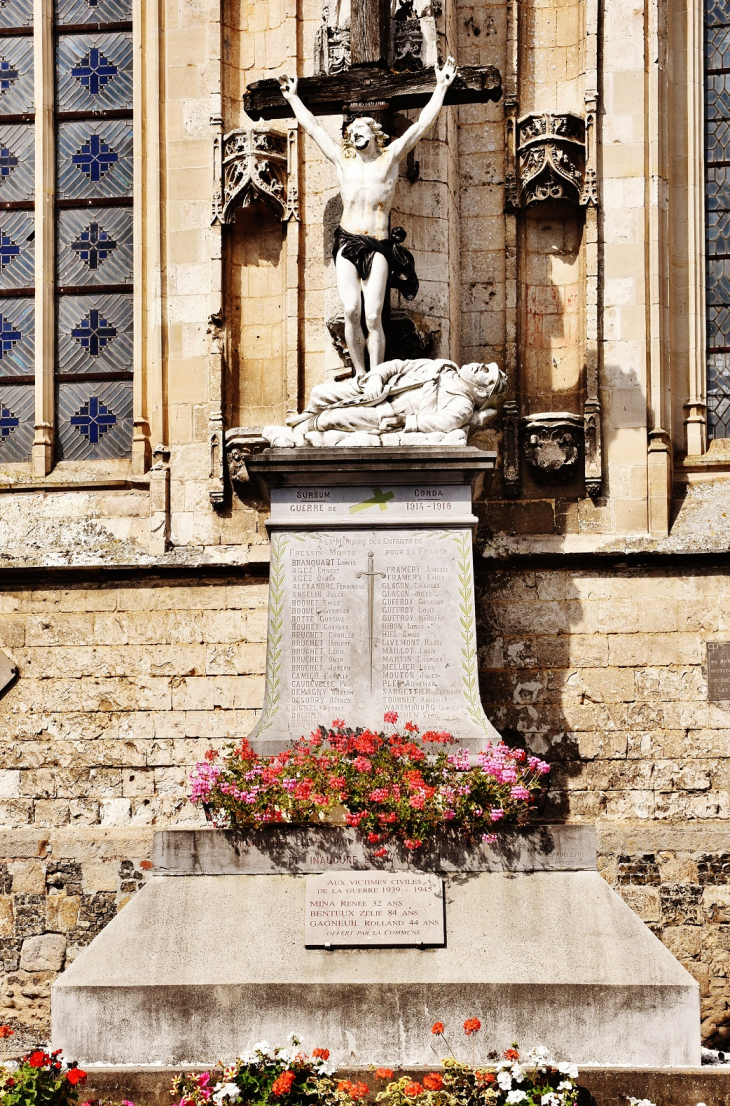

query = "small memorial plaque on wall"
[[305, 872, 445, 947], [708, 642, 730, 700]]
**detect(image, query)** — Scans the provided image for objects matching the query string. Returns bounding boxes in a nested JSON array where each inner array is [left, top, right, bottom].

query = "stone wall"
[[1, 561, 730, 1046], [476, 559, 730, 1047]]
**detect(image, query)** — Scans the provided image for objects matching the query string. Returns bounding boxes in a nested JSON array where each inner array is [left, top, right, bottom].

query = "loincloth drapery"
[[332, 225, 419, 301]]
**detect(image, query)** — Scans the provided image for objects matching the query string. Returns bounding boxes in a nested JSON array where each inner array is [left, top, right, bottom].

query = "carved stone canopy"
[[522, 411, 583, 479], [513, 112, 590, 209], [212, 128, 296, 225]]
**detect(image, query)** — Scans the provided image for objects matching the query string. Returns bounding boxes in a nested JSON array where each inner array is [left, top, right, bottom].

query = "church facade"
[[0, 0, 730, 1051]]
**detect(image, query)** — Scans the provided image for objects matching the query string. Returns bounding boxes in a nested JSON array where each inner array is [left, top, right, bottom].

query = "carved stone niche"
[[391, 0, 439, 70], [212, 128, 297, 226], [522, 412, 583, 481], [511, 113, 591, 209]]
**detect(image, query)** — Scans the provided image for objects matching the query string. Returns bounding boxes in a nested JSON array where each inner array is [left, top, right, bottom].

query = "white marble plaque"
[[249, 524, 501, 754], [305, 872, 445, 946], [270, 484, 474, 526]]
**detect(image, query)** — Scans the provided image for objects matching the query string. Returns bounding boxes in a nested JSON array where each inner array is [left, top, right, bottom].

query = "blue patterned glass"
[[57, 33, 131, 113], [707, 0, 730, 436], [55, 0, 132, 27], [57, 207, 132, 286], [56, 378, 132, 460], [57, 119, 132, 199], [57, 292, 132, 374], [0, 0, 33, 31], [0, 38, 32, 114], [0, 123, 33, 200], [0, 382, 32, 461], [0, 296, 33, 376], [0, 210, 33, 289]]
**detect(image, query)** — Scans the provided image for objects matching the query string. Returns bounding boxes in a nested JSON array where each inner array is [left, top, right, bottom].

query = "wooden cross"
[[244, 0, 501, 121]]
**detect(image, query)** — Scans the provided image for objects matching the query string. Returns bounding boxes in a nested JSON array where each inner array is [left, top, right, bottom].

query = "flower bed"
[[189, 717, 550, 853], [171, 1029, 579, 1106]]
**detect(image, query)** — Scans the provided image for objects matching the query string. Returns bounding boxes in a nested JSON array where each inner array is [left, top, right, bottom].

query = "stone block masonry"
[[1, 565, 730, 1047], [475, 561, 730, 1048]]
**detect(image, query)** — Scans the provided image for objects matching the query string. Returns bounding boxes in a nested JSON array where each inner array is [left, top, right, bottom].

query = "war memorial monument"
[[50, 47, 701, 1073]]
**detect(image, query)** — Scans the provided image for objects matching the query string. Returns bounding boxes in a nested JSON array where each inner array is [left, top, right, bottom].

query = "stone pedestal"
[[244, 447, 499, 754], [51, 825, 701, 1068]]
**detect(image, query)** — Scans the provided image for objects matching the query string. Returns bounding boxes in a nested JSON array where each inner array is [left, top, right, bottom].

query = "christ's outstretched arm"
[[278, 74, 341, 164], [388, 57, 458, 161]]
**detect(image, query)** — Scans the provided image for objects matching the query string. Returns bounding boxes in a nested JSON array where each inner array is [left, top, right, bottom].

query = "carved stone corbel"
[[522, 412, 583, 481], [225, 427, 269, 497], [509, 112, 590, 209], [212, 129, 297, 226]]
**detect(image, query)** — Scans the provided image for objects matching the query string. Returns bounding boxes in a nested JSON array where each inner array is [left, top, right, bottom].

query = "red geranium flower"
[[367, 832, 381, 844], [383, 711, 398, 724], [403, 1083, 423, 1097], [272, 1071, 296, 1096], [338, 1081, 369, 1100], [463, 1017, 481, 1036], [66, 1069, 87, 1086], [373, 847, 387, 857], [0, 1026, 13, 1038], [312, 1048, 330, 1060], [27, 1051, 48, 1068], [476, 1072, 496, 1085], [332, 720, 346, 728], [431, 1022, 445, 1035], [375, 1069, 394, 1081], [503, 1048, 519, 1060], [423, 1074, 443, 1091]]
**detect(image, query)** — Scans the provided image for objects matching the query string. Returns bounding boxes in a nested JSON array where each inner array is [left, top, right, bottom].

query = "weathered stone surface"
[[20, 933, 66, 972], [52, 868, 699, 1066], [153, 826, 597, 875]]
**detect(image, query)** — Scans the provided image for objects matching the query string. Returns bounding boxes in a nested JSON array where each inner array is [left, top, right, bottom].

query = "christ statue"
[[278, 58, 458, 378]]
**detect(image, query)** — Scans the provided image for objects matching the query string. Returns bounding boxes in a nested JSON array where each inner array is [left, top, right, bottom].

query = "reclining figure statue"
[[262, 357, 507, 449]]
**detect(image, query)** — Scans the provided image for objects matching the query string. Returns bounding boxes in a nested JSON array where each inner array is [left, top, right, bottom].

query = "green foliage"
[[0, 1049, 87, 1106]]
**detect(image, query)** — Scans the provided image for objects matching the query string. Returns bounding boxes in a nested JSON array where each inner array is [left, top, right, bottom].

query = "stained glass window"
[[707, 0, 730, 438], [0, 0, 33, 464], [55, 0, 133, 460]]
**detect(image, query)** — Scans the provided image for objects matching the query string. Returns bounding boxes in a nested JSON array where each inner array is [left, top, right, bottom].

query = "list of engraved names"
[[304, 872, 445, 946], [285, 530, 463, 729]]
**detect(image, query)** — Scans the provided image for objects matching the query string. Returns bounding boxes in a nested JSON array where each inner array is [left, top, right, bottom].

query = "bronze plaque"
[[707, 642, 730, 700]]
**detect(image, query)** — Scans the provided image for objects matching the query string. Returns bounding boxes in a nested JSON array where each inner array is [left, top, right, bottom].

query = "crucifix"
[[356, 549, 386, 692], [243, 0, 501, 378]]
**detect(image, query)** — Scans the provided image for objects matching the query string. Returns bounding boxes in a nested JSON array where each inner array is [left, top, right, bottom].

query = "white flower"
[[511, 1064, 524, 1083], [557, 1083, 573, 1092], [541, 1094, 561, 1106], [251, 1040, 272, 1057], [557, 1063, 579, 1080], [497, 1072, 513, 1091], [212, 1083, 241, 1106], [527, 1046, 553, 1067], [506, 1092, 527, 1104], [627, 1099, 656, 1106]]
